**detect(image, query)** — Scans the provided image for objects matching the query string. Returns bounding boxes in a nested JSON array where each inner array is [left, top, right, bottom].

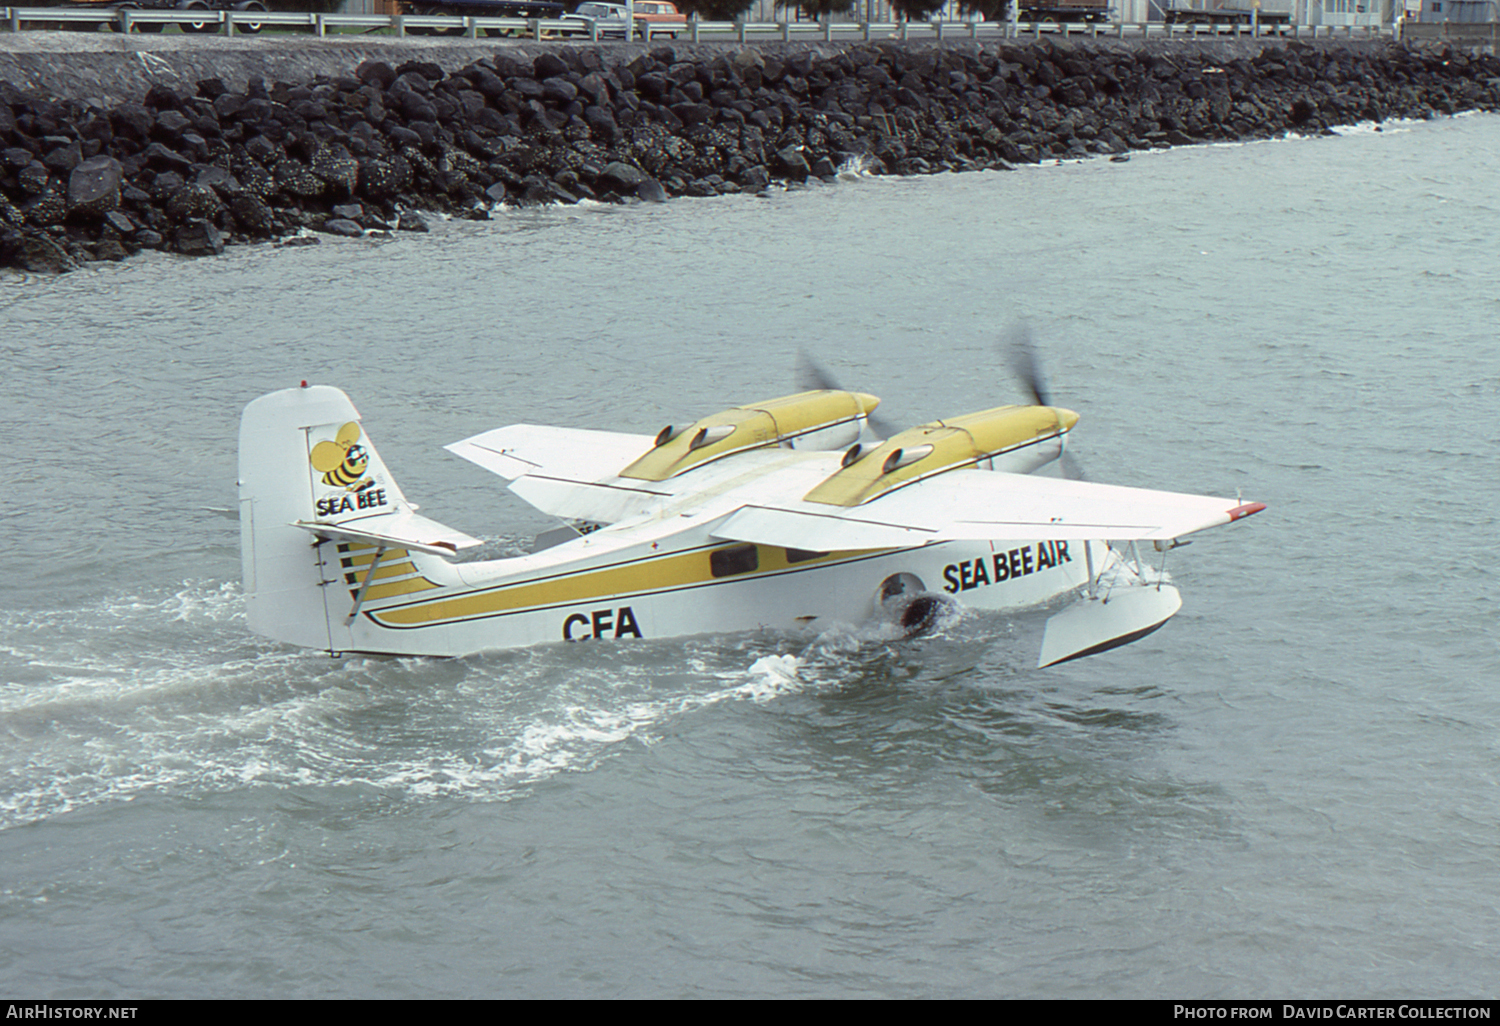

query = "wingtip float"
[[238, 383, 1264, 666]]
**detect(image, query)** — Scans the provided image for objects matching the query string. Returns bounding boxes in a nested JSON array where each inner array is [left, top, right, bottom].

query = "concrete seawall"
[[0, 31, 1409, 106], [3, 31, 1498, 272], [0, 33, 538, 105]]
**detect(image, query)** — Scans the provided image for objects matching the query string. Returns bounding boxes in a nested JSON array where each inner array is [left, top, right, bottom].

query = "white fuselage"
[[322, 518, 1103, 657], [318, 445, 1095, 658]]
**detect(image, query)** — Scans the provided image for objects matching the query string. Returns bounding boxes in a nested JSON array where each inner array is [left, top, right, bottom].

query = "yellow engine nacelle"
[[804, 405, 1079, 507], [620, 390, 881, 482]]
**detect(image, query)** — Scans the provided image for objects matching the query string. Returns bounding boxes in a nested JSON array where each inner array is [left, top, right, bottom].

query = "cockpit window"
[[710, 545, 759, 578]]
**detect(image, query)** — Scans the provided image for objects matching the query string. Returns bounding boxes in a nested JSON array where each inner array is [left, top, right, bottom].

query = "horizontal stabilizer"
[[507, 474, 671, 524], [294, 511, 481, 557], [446, 425, 656, 482]]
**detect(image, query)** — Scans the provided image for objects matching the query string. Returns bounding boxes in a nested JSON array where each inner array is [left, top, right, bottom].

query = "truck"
[[398, 0, 566, 34], [1013, 0, 1113, 23]]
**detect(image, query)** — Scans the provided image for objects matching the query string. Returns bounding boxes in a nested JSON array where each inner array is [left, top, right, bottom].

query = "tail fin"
[[238, 385, 478, 652]]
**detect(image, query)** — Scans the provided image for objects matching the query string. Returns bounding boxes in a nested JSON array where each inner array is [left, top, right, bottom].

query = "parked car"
[[631, 0, 685, 37], [562, 1, 629, 37]]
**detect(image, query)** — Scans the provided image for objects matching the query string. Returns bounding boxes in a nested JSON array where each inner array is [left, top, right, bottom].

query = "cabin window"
[[710, 545, 759, 578], [785, 548, 827, 564]]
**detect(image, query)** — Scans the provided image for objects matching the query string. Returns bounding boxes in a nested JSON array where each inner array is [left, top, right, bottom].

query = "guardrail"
[[0, 6, 1397, 40], [1399, 20, 1500, 43]]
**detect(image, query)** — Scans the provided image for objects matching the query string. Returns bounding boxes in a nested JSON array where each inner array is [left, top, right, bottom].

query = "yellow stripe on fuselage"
[[369, 544, 871, 628], [360, 577, 442, 601], [343, 561, 419, 584], [338, 544, 438, 600], [342, 547, 411, 567]]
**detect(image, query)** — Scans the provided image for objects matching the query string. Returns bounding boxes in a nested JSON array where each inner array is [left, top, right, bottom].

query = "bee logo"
[[310, 422, 370, 489]]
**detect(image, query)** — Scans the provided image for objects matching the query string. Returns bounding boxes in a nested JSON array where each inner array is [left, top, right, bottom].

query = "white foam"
[[0, 578, 1024, 829]]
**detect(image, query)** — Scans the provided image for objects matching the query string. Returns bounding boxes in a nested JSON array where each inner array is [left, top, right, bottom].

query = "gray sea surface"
[[1, 114, 1497, 998]]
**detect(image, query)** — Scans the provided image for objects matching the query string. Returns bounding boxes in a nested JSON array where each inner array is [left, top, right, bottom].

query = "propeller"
[[796, 351, 902, 441], [1004, 321, 1052, 407], [1002, 321, 1086, 481]]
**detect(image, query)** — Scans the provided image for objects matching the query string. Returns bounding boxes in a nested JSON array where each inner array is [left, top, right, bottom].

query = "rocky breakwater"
[[3, 38, 1500, 273]]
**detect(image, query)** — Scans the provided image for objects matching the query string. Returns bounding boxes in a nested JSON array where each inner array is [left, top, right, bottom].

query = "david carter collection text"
[[1174, 1009, 1491, 1020]]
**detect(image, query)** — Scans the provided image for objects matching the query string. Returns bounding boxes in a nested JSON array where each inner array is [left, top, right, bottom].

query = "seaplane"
[[237, 351, 1265, 667]]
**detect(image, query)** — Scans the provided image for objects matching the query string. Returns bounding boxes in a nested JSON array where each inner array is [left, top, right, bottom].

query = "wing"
[[448, 425, 1264, 549], [712, 469, 1265, 551]]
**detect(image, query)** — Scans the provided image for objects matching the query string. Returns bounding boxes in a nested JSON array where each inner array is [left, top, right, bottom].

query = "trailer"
[[1163, 4, 1294, 27], [51, 0, 269, 32]]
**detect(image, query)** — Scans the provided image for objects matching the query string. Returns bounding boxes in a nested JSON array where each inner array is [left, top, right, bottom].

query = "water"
[[1, 115, 1497, 998]]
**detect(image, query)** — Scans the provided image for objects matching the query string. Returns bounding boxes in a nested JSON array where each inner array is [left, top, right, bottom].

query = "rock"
[[143, 83, 183, 111], [43, 140, 84, 174], [67, 156, 124, 217], [395, 210, 429, 232], [583, 105, 619, 144], [543, 77, 579, 104], [396, 60, 443, 82], [274, 159, 325, 198], [213, 92, 247, 120], [310, 145, 359, 196], [103, 210, 136, 235], [193, 166, 242, 199], [356, 158, 404, 198], [774, 145, 810, 181], [142, 142, 193, 173], [637, 178, 667, 203], [166, 183, 223, 224], [230, 194, 276, 235], [154, 110, 192, 139], [318, 218, 364, 237], [357, 60, 397, 90], [174, 218, 224, 256], [16, 162, 50, 197], [599, 161, 648, 191], [671, 102, 714, 127], [234, 159, 277, 199], [4, 231, 77, 273], [23, 193, 67, 228], [90, 237, 128, 261], [533, 53, 569, 80], [738, 164, 771, 192]]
